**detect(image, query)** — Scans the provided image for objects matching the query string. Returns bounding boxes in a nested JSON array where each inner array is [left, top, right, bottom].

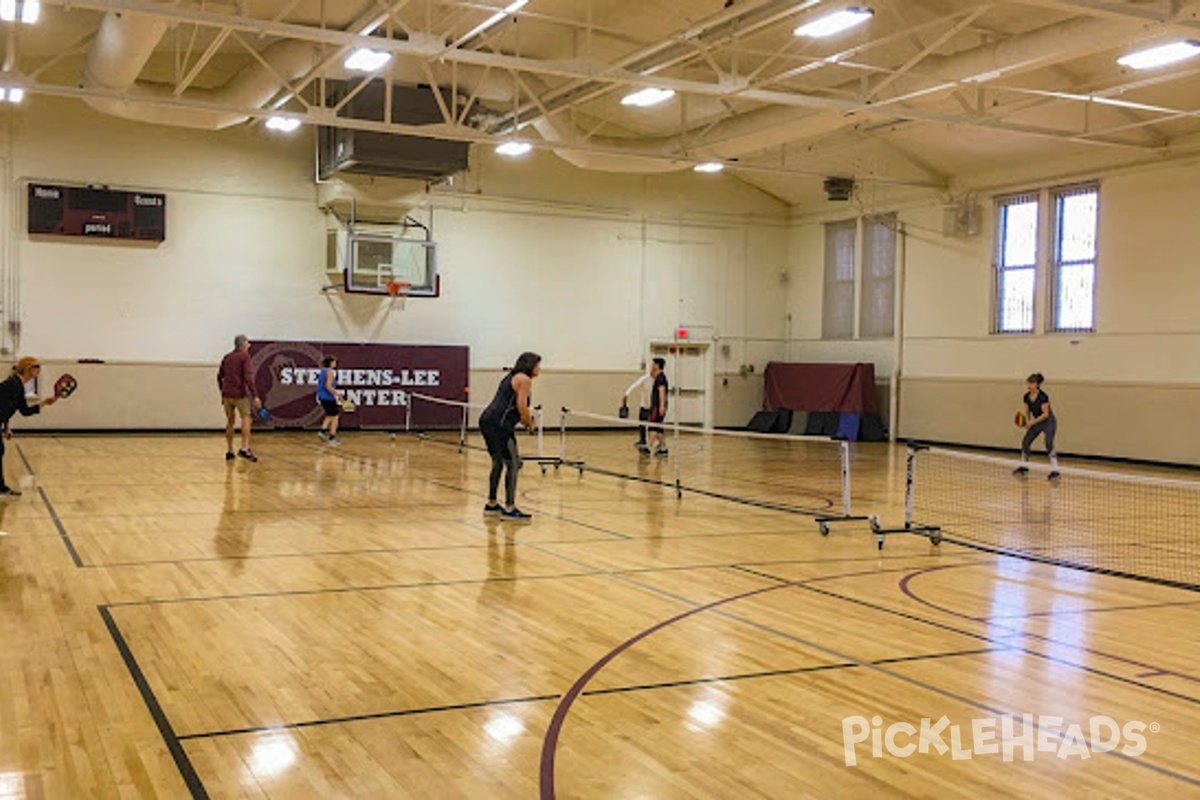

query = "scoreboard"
[[28, 184, 166, 242]]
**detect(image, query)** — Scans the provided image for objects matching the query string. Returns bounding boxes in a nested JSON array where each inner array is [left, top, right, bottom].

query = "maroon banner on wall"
[[763, 362, 879, 415], [249, 341, 469, 429]]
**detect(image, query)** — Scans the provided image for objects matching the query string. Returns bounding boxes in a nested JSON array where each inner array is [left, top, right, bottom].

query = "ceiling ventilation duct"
[[823, 177, 855, 201], [318, 80, 472, 181]]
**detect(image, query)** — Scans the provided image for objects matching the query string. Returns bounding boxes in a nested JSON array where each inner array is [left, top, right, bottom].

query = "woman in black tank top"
[[480, 352, 540, 521]]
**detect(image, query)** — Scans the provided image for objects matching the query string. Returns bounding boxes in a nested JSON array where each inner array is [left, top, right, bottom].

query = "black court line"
[[176, 693, 561, 741], [793, 575, 1200, 708], [41, 503, 469, 521], [16, 442, 83, 567], [425, 478, 636, 541], [99, 606, 208, 800], [172, 646, 1001, 742], [81, 535, 627, 569], [15, 442, 36, 475], [37, 486, 84, 568], [535, 559, 1200, 797], [103, 552, 993, 608], [579, 646, 1004, 697], [105, 568, 605, 607]]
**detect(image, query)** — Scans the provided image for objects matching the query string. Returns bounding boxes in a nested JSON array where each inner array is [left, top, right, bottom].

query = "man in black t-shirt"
[[647, 357, 670, 457]]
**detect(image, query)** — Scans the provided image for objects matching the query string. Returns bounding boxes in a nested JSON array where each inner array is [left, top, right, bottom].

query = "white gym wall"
[[5, 98, 789, 431]]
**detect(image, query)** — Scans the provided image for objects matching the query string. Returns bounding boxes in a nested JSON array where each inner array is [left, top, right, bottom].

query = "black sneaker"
[[1048, 471, 1061, 481], [655, 448, 669, 458], [484, 503, 502, 516], [328, 436, 342, 446], [237, 449, 259, 463], [1012, 466, 1029, 476], [0, 487, 21, 498], [225, 451, 235, 461], [500, 507, 532, 522]]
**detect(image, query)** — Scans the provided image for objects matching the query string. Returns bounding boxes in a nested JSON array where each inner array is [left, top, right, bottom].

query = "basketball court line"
[[98, 606, 209, 800], [77, 538, 622, 569], [985, 598, 1200, 620], [59, 436, 1200, 796], [36, 485, 84, 567], [565, 646, 1005, 699], [898, 564, 1200, 687], [100, 560, 996, 799], [103, 568, 605, 608], [100, 537, 1200, 796], [783, 572, 1200, 706], [104, 556, 1200, 800], [532, 556, 1200, 798], [172, 647, 1005, 743], [100, 552, 992, 608]]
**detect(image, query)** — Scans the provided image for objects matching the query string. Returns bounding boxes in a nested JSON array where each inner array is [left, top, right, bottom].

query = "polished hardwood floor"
[[1, 430, 1198, 798]]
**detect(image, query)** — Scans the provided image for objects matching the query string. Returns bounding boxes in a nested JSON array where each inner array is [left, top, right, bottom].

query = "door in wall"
[[649, 342, 711, 427]]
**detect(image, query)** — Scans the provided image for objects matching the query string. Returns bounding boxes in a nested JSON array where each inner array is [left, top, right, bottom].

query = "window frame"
[[1048, 182, 1100, 334], [992, 191, 1041, 335], [821, 217, 859, 341], [859, 213, 898, 340]]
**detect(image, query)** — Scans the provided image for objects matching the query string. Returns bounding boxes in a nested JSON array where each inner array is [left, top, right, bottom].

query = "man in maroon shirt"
[[218, 334, 262, 462]]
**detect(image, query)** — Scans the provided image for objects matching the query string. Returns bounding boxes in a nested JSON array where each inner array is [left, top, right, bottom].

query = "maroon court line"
[[537, 581, 791, 800], [898, 564, 1200, 686], [537, 563, 950, 800]]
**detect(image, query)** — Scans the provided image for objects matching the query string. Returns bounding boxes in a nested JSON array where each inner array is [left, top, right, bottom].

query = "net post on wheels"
[[870, 442, 942, 550]]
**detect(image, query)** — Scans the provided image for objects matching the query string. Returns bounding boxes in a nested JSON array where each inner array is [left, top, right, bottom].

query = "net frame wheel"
[[876, 534, 885, 551], [819, 522, 830, 536]]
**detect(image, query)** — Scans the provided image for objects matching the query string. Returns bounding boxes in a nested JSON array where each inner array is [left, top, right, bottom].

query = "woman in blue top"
[[316, 355, 344, 445]]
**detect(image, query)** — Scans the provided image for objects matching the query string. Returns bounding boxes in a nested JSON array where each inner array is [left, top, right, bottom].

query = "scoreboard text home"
[[28, 184, 166, 242]]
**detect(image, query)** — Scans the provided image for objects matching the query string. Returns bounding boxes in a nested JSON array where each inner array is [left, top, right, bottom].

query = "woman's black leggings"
[[482, 425, 520, 506], [1022, 416, 1057, 460]]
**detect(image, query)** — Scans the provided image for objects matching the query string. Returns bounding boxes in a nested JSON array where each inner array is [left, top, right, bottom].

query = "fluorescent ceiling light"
[[794, 7, 873, 38], [344, 48, 392, 72], [621, 87, 676, 108], [265, 116, 302, 132], [6, 87, 23, 103], [495, 141, 533, 157], [19, 0, 36, 23], [1116, 40, 1200, 71], [694, 162, 724, 173], [453, 0, 528, 47]]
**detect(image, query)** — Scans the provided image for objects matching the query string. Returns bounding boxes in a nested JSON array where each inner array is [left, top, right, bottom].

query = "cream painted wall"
[[784, 157, 1200, 464], [5, 98, 786, 430]]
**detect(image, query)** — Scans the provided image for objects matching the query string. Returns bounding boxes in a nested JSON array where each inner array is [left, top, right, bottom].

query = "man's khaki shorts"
[[223, 397, 251, 421]]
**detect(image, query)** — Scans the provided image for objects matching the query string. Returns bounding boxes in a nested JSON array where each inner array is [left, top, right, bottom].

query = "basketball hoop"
[[386, 280, 412, 308]]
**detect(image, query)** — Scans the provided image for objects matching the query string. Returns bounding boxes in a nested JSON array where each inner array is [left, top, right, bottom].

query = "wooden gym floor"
[[1, 431, 1199, 798]]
